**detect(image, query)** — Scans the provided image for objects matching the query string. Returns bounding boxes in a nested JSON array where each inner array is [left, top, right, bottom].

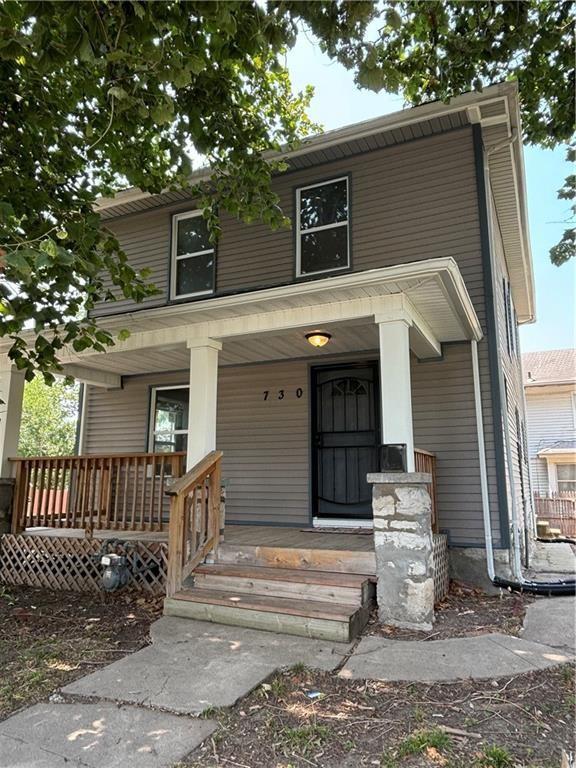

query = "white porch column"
[[186, 338, 222, 471], [0, 366, 25, 477], [376, 319, 415, 472]]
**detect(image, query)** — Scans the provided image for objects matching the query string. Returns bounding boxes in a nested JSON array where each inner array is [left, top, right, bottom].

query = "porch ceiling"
[[40, 256, 482, 382]]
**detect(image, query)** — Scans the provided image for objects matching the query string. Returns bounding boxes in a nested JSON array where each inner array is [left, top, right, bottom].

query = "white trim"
[[295, 176, 350, 278], [76, 384, 88, 455], [312, 517, 374, 529], [148, 384, 189, 452], [170, 210, 215, 301], [59, 365, 122, 389]]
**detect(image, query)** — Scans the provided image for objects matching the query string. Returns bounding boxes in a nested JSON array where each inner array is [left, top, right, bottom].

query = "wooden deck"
[[22, 523, 375, 552]]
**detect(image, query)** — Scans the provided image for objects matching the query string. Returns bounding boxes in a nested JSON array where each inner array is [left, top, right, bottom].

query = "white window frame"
[[148, 384, 189, 453], [295, 176, 350, 278], [170, 210, 215, 300], [556, 462, 576, 494]]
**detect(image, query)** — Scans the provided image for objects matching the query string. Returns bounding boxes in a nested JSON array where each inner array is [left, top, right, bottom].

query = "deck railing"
[[534, 492, 576, 539], [414, 449, 438, 532], [10, 452, 186, 534], [165, 450, 223, 597]]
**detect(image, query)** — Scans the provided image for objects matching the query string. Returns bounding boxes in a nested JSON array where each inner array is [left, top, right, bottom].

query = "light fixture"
[[305, 330, 332, 348]]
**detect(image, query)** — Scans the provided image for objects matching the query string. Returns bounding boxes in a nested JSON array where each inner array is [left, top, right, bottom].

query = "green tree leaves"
[[18, 377, 79, 457], [1, 1, 573, 383], [1, 1, 316, 380]]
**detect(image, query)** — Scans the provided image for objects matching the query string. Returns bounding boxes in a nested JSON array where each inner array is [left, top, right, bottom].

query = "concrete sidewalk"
[[63, 617, 351, 714], [0, 597, 573, 767], [339, 596, 575, 682]]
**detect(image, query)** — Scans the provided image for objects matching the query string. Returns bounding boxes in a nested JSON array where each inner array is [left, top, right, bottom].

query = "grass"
[[477, 745, 514, 768], [0, 637, 77, 714], [396, 727, 452, 757], [276, 723, 329, 756]]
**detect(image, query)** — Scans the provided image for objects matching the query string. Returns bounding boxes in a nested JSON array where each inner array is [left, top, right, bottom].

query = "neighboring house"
[[0, 81, 535, 637], [523, 349, 576, 496]]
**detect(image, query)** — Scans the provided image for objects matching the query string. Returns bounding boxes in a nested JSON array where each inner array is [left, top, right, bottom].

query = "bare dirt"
[[0, 584, 161, 719], [183, 664, 575, 768], [367, 582, 534, 642]]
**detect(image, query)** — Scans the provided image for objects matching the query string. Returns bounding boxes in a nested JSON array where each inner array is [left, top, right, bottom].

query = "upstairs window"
[[296, 177, 350, 277], [171, 211, 215, 299], [503, 278, 516, 356]]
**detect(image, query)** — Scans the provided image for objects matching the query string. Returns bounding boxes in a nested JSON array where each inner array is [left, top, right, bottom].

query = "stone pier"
[[367, 472, 434, 631]]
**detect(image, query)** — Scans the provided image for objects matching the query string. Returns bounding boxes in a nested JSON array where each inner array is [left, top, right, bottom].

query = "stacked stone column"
[[367, 472, 434, 631]]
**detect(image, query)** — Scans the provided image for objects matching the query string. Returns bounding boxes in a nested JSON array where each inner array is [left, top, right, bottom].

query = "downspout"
[[471, 339, 495, 581]]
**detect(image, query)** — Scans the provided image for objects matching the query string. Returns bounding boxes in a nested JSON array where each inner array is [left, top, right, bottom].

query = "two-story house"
[[0, 81, 534, 639]]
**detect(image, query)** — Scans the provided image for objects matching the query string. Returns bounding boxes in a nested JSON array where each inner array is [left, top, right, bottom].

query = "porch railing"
[[10, 452, 186, 534], [534, 492, 576, 539], [166, 450, 222, 597], [414, 449, 438, 533]]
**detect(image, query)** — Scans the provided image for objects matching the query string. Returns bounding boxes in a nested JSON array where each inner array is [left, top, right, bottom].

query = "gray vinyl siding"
[[92, 128, 481, 317], [411, 343, 498, 545], [490, 193, 532, 531], [82, 345, 497, 545]]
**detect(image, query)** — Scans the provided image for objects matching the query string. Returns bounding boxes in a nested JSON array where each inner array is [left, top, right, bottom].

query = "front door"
[[312, 363, 380, 521]]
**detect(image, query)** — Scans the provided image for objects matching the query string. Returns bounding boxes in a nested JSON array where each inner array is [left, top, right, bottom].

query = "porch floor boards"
[[22, 524, 375, 552]]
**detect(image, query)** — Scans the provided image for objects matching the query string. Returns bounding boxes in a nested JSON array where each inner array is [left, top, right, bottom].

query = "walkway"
[[0, 597, 573, 767]]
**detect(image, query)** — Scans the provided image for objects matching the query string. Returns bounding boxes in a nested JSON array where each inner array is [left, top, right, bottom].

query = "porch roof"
[[8, 257, 482, 384]]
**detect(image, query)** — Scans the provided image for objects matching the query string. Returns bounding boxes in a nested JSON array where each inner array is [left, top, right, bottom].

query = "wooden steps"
[[215, 542, 376, 575], [194, 563, 371, 605], [165, 585, 371, 643], [165, 553, 375, 642]]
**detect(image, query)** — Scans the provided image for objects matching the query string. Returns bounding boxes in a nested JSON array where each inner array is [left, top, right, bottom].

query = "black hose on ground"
[[493, 577, 576, 596]]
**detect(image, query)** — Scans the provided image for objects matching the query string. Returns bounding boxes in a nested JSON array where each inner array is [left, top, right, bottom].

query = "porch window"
[[557, 463, 576, 494], [171, 211, 215, 299], [149, 386, 189, 453], [296, 177, 350, 277]]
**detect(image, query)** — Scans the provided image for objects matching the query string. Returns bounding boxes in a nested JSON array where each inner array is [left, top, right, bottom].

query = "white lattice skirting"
[[0, 534, 167, 594], [432, 533, 450, 603]]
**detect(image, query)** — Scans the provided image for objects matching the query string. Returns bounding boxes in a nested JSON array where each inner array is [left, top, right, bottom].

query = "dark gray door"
[[312, 364, 380, 520]]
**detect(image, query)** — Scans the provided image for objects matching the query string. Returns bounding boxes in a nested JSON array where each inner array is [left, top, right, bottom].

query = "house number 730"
[[263, 388, 303, 400]]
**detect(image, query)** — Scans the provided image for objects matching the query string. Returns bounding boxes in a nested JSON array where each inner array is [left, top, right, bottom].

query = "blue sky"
[[287, 36, 575, 353]]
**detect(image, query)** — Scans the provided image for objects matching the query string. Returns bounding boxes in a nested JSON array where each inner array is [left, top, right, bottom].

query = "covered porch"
[[1, 257, 482, 638]]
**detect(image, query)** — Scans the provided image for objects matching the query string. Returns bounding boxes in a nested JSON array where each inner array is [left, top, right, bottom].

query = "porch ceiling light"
[[305, 330, 332, 348]]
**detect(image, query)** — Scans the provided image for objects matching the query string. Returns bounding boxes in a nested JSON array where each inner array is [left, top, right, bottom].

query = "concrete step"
[[194, 563, 371, 606], [216, 542, 376, 575], [164, 587, 371, 643]]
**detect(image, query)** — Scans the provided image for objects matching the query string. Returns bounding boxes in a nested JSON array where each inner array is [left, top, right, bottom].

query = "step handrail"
[[165, 450, 223, 596]]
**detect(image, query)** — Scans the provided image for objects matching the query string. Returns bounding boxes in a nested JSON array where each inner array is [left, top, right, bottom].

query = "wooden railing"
[[166, 450, 223, 597], [10, 452, 186, 534], [534, 492, 576, 539], [414, 449, 438, 533]]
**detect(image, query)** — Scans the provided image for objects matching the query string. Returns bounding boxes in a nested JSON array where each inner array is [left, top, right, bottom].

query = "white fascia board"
[[100, 256, 481, 337], [506, 91, 535, 323], [58, 364, 122, 389]]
